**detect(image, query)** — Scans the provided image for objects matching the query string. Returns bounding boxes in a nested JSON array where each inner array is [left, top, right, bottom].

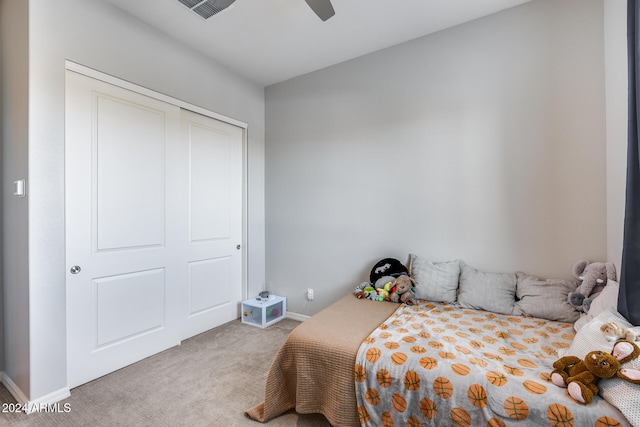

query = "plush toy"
[[353, 282, 387, 301], [373, 275, 396, 290], [388, 275, 417, 305], [369, 258, 408, 285], [363, 285, 383, 301], [376, 282, 392, 299], [600, 321, 640, 342], [354, 258, 411, 302], [568, 259, 617, 313], [550, 340, 640, 404]]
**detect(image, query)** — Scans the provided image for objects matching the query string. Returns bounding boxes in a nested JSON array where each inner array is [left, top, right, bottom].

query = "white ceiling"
[[100, 0, 531, 87]]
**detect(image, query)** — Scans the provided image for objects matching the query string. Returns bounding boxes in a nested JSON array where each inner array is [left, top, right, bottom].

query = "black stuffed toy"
[[369, 258, 408, 288], [354, 257, 411, 301]]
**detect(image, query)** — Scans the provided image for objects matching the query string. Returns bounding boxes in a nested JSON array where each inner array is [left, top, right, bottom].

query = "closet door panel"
[[181, 109, 244, 340]]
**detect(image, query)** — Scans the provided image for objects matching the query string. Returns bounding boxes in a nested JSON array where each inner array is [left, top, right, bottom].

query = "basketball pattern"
[[354, 300, 627, 427]]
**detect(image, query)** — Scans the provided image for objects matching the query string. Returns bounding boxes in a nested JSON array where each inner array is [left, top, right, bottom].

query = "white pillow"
[[574, 280, 620, 332], [599, 342, 640, 427], [566, 308, 631, 359], [564, 308, 640, 423], [409, 254, 461, 303]]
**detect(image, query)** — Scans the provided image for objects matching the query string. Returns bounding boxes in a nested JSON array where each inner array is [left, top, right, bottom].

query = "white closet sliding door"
[[180, 109, 243, 340], [65, 70, 244, 388]]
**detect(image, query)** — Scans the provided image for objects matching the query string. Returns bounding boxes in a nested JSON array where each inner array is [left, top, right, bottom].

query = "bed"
[[246, 257, 636, 426]]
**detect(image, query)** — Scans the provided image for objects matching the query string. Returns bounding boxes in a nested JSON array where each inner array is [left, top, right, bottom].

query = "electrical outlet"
[[307, 288, 314, 301]]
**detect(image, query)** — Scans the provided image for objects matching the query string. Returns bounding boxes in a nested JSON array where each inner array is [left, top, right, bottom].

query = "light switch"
[[13, 179, 25, 197]]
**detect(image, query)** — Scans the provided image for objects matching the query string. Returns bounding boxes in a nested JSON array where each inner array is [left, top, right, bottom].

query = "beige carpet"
[[0, 318, 331, 427]]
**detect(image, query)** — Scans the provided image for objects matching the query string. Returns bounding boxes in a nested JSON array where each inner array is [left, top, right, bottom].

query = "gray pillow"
[[457, 263, 516, 315], [512, 272, 580, 323], [409, 254, 460, 303]]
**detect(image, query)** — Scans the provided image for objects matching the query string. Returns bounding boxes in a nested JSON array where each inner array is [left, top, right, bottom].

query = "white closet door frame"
[[64, 60, 249, 307]]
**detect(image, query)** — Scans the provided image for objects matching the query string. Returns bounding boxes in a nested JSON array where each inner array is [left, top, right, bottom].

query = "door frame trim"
[[64, 60, 249, 301], [65, 61, 248, 130]]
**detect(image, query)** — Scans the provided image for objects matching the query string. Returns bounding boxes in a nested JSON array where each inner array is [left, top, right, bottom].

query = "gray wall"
[[3, 0, 266, 401], [265, 0, 608, 315], [1, 0, 30, 394]]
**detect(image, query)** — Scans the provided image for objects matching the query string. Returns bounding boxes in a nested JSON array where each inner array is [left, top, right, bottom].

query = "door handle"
[[70, 265, 82, 274]]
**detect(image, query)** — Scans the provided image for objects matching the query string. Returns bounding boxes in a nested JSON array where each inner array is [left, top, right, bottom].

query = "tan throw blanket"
[[245, 294, 398, 426]]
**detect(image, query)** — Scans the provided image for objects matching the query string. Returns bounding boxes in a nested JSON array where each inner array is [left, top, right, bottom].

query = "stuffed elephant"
[[568, 259, 617, 313]]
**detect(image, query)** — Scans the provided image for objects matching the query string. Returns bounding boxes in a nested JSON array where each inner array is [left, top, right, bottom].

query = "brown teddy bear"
[[387, 275, 417, 305], [550, 340, 640, 404]]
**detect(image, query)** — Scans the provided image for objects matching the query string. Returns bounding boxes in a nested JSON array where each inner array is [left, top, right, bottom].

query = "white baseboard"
[[1, 371, 29, 405], [287, 311, 311, 322], [1, 371, 70, 414], [27, 387, 71, 413]]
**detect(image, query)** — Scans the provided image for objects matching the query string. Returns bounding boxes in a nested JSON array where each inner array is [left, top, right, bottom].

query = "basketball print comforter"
[[355, 301, 630, 427]]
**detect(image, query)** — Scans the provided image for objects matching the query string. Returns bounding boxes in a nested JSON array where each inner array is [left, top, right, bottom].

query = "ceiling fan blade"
[[214, 0, 237, 9], [304, 0, 335, 21]]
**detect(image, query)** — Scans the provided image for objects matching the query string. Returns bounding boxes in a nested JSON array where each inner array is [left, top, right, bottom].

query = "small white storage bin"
[[241, 295, 286, 328]]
